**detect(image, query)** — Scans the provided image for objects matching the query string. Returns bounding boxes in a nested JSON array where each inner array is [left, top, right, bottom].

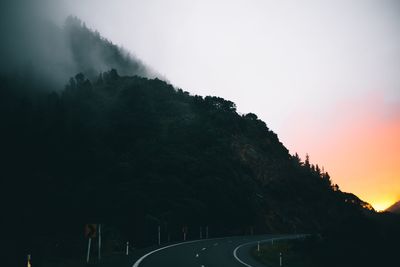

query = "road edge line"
[[132, 236, 229, 267], [233, 235, 304, 267]]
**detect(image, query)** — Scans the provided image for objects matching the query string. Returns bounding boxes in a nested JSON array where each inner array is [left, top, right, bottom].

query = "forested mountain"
[[2, 16, 397, 267], [1, 69, 374, 248]]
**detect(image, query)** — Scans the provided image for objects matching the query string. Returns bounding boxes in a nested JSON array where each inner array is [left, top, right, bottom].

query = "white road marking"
[[134, 236, 247, 267], [132, 239, 210, 267], [195, 253, 199, 258], [233, 242, 257, 267], [213, 243, 218, 246], [202, 247, 206, 251], [233, 236, 304, 267], [132, 235, 303, 267]]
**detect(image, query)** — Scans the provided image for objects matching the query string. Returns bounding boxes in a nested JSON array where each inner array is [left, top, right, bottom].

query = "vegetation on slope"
[[1, 13, 397, 267], [1, 70, 377, 266]]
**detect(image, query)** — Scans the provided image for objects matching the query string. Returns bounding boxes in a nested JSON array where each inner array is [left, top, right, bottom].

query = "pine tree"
[[292, 153, 302, 165], [315, 164, 321, 177], [304, 153, 310, 169]]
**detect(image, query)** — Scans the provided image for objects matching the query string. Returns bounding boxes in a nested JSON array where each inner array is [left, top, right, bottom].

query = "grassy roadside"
[[251, 239, 316, 267]]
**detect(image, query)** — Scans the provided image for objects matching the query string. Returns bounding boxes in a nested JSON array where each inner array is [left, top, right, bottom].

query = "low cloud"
[[0, 0, 157, 89]]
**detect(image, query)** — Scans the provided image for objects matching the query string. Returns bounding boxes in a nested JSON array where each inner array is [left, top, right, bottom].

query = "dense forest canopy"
[[1, 69, 374, 242]]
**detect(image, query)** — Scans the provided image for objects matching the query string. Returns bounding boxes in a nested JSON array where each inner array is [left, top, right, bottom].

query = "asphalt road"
[[132, 234, 299, 267]]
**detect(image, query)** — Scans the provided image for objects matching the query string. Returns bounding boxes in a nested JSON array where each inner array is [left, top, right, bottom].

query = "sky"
[[48, 0, 399, 210]]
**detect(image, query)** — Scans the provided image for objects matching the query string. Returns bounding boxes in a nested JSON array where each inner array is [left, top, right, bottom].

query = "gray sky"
[[48, 0, 400, 208], [54, 0, 400, 128]]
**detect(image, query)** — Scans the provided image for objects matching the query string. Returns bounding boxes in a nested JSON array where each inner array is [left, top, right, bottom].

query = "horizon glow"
[[55, 0, 400, 210]]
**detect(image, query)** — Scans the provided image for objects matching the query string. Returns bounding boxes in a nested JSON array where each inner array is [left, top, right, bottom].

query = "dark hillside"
[[386, 200, 400, 214], [0, 10, 398, 267], [1, 71, 373, 253]]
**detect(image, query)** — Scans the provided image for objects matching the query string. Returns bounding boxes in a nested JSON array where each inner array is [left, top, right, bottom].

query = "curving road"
[[132, 234, 299, 267]]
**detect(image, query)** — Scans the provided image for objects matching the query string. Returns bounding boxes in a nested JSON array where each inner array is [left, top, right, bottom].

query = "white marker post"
[[86, 238, 92, 263], [126, 241, 129, 255], [27, 254, 31, 267], [98, 224, 101, 261], [280, 252, 282, 267], [257, 241, 260, 252], [158, 226, 161, 245], [183, 227, 187, 241]]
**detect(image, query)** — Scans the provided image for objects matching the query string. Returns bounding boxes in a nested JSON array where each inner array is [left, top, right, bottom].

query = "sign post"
[[126, 241, 129, 255]]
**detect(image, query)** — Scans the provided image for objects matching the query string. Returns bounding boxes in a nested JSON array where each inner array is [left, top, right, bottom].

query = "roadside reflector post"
[[182, 226, 187, 241], [98, 224, 101, 261], [158, 226, 161, 245], [257, 241, 260, 252], [280, 252, 282, 267], [27, 254, 31, 267], [126, 241, 129, 255], [86, 238, 92, 263], [84, 224, 97, 263]]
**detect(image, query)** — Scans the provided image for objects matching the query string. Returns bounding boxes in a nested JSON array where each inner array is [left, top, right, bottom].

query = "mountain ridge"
[[2, 12, 399, 267], [386, 200, 400, 213], [1, 17, 388, 267], [1, 70, 375, 239]]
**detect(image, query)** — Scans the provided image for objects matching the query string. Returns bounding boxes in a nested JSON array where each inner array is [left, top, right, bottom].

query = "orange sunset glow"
[[282, 91, 400, 211]]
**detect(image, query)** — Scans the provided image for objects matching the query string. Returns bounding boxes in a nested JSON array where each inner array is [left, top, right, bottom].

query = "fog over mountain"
[[0, 0, 158, 89]]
